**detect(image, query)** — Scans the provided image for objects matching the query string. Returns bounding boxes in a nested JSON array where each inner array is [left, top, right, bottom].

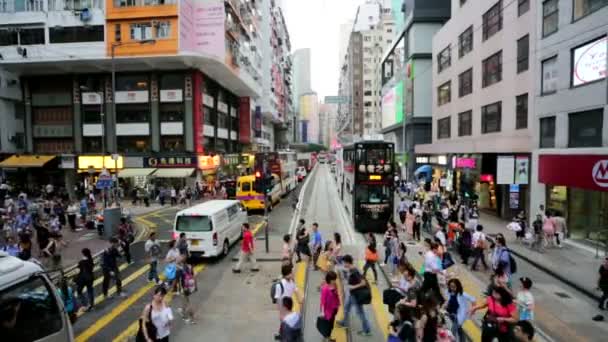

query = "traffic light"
[[254, 170, 264, 193]]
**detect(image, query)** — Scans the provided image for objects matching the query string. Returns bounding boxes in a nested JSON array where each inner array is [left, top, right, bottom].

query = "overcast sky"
[[284, 0, 366, 99]]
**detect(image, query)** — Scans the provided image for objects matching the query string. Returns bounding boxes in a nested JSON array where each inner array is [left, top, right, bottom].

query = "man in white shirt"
[[470, 225, 489, 271], [274, 264, 303, 340]]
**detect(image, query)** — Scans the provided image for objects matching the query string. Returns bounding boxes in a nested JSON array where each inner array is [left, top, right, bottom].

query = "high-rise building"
[[298, 92, 319, 144], [379, 0, 451, 179], [292, 48, 312, 142], [338, 20, 355, 67], [0, 0, 269, 194], [530, 0, 608, 238]]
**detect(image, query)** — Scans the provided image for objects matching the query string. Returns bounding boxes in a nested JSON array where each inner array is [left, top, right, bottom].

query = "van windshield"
[[0, 275, 64, 341], [241, 182, 251, 192], [176, 215, 212, 232]]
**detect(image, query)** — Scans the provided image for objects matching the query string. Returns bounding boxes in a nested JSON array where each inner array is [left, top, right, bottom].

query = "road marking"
[[293, 261, 307, 313], [75, 264, 156, 341], [111, 264, 206, 342], [333, 272, 348, 342], [76, 264, 149, 319]]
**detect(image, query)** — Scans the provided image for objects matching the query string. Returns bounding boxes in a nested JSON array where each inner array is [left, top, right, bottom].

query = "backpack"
[[270, 280, 284, 304], [500, 249, 517, 274], [183, 266, 196, 293], [149, 243, 162, 259]]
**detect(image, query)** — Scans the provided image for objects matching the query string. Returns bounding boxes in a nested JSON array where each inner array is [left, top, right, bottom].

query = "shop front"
[[414, 155, 450, 192], [540, 154, 608, 240], [0, 155, 64, 195], [144, 156, 197, 189], [77, 155, 124, 196]]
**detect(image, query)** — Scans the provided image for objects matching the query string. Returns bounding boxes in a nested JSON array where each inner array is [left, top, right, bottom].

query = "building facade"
[[530, 0, 608, 239], [0, 0, 271, 194], [292, 48, 312, 142], [381, 0, 451, 179]]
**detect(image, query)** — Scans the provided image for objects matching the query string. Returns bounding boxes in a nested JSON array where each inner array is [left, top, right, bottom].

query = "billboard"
[[572, 36, 606, 87], [381, 81, 404, 128], [180, 0, 226, 60]]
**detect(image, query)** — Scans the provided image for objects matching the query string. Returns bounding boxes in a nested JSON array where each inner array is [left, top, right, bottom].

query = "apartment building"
[[531, 0, 608, 239], [292, 48, 312, 142], [381, 0, 451, 179], [0, 0, 265, 193]]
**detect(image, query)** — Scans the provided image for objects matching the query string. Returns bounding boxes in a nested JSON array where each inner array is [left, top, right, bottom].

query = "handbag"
[[351, 282, 372, 305], [164, 263, 177, 281], [136, 305, 157, 342], [316, 253, 330, 272], [481, 299, 500, 337], [316, 316, 333, 338], [442, 252, 455, 270]]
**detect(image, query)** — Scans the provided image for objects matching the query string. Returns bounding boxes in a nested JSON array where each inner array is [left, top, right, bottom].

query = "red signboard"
[[455, 157, 476, 169], [539, 154, 608, 192], [239, 97, 251, 144], [192, 71, 204, 153]]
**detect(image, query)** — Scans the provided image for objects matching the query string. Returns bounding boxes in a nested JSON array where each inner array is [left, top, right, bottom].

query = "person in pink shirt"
[[542, 211, 556, 248], [319, 270, 340, 341]]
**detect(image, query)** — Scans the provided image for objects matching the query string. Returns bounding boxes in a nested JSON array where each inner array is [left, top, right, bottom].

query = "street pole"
[[111, 43, 116, 208], [101, 110, 107, 208], [264, 195, 269, 253]]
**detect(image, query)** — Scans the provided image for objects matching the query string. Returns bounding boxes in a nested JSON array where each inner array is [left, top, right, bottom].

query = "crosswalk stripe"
[[360, 260, 391, 340], [111, 264, 206, 342], [333, 273, 348, 342]]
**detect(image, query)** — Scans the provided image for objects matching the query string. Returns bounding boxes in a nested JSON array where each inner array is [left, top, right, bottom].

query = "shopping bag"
[[316, 316, 332, 338], [317, 253, 330, 272]]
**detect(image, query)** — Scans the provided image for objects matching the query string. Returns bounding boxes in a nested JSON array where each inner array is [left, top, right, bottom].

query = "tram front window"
[[355, 185, 391, 204]]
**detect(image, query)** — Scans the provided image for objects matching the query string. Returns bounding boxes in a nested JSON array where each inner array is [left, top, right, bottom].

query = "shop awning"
[[0, 155, 56, 168], [118, 168, 157, 178], [153, 168, 195, 178]]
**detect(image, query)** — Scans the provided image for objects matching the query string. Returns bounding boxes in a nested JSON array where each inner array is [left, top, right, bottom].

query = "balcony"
[[113, 0, 176, 7], [48, 0, 102, 11], [0, 0, 44, 12]]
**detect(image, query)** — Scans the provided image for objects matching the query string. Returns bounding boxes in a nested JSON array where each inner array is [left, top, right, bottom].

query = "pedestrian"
[[458, 223, 472, 265], [513, 320, 535, 342], [274, 264, 304, 340], [319, 270, 340, 341], [388, 304, 416, 342], [392, 264, 421, 314], [145, 232, 162, 284], [362, 235, 378, 283], [17, 233, 32, 261], [118, 217, 134, 264], [336, 254, 372, 336], [491, 236, 512, 280], [282, 234, 293, 266], [140, 286, 173, 342], [179, 262, 197, 324], [532, 214, 544, 252], [382, 221, 396, 266], [389, 230, 400, 277], [15, 207, 32, 234], [295, 226, 311, 263], [2, 236, 19, 256], [232, 223, 259, 273], [516, 277, 534, 321], [553, 211, 567, 248], [598, 257, 608, 310], [42, 234, 62, 269], [279, 297, 304, 342], [311, 223, 323, 270], [67, 201, 79, 231], [542, 210, 556, 248], [422, 242, 445, 305], [445, 278, 476, 342], [74, 248, 95, 312], [405, 206, 415, 239], [177, 232, 189, 258], [470, 286, 518, 342], [170, 187, 177, 206], [58, 278, 78, 324], [165, 239, 182, 293], [470, 225, 489, 271], [398, 198, 407, 230], [331, 232, 343, 267], [101, 237, 125, 298], [413, 213, 422, 242]]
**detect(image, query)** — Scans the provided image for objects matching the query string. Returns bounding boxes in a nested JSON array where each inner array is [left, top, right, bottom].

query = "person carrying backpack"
[[102, 238, 125, 298], [388, 304, 416, 342], [492, 236, 516, 281], [272, 264, 303, 340], [280, 297, 303, 342], [336, 254, 372, 336], [145, 232, 162, 284], [179, 263, 197, 324]]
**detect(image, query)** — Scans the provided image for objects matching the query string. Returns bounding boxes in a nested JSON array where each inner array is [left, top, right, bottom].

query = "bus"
[[339, 141, 395, 232], [277, 150, 298, 195]]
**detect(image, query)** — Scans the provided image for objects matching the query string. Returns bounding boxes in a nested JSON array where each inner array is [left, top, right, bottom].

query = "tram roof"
[[342, 140, 394, 149]]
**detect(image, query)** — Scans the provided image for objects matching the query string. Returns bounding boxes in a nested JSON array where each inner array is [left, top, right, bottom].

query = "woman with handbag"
[[138, 286, 173, 342], [318, 271, 340, 341], [469, 286, 518, 342]]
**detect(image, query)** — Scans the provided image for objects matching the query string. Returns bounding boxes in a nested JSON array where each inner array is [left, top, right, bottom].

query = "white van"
[[173, 200, 248, 258], [0, 252, 74, 341]]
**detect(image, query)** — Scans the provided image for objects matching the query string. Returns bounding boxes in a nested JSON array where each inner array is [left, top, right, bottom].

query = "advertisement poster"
[[180, 0, 226, 60], [497, 156, 515, 185], [238, 97, 251, 144], [515, 156, 529, 184], [572, 36, 606, 87], [509, 192, 519, 209], [381, 88, 396, 127]]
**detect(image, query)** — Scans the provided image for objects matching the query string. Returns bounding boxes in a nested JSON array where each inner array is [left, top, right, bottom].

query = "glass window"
[[155, 21, 171, 39], [176, 215, 212, 232], [82, 106, 103, 124], [573, 0, 608, 21], [459, 68, 473, 97], [116, 104, 149, 123], [117, 136, 150, 153], [458, 110, 472, 136], [568, 108, 603, 147], [437, 81, 451, 106], [482, 50, 502, 87], [33, 106, 72, 124], [49, 25, 104, 43], [0, 276, 63, 341], [355, 184, 391, 204], [543, 0, 559, 37], [483, 0, 503, 41], [203, 107, 216, 125], [481, 101, 502, 133], [518, 0, 530, 16], [437, 117, 451, 139], [116, 75, 149, 91], [115, 24, 121, 42], [159, 74, 183, 90], [438, 45, 451, 73], [241, 181, 251, 192], [161, 135, 184, 152], [34, 139, 73, 154], [459, 26, 473, 58], [159, 103, 184, 122], [516, 93, 528, 129], [0, 29, 19, 46], [541, 56, 558, 94], [130, 23, 153, 41], [83, 137, 102, 153], [539, 116, 556, 148], [217, 113, 229, 129], [19, 28, 45, 45], [517, 35, 529, 73]]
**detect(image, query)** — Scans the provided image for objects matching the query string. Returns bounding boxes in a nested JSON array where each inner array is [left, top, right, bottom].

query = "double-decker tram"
[[339, 141, 394, 232]]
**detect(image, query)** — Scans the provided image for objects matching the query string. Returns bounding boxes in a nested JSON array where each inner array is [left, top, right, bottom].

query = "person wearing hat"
[[516, 277, 534, 321], [513, 320, 535, 342]]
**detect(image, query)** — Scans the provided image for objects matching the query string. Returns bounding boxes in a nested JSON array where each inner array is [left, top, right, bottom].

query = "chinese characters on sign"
[[145, 156, 197, 168], [198, 155, 221, 170]]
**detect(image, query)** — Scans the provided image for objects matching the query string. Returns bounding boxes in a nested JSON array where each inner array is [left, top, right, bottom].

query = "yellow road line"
[[361, 261, 390, 340], [111, 264, 206, 342], [76, 264, 149, 318], [333, 273, 348, 342], [293, 261, 307, 313]]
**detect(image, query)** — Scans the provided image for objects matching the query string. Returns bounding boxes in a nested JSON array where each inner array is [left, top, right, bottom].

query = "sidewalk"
[[476, 213, 605, 301]]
